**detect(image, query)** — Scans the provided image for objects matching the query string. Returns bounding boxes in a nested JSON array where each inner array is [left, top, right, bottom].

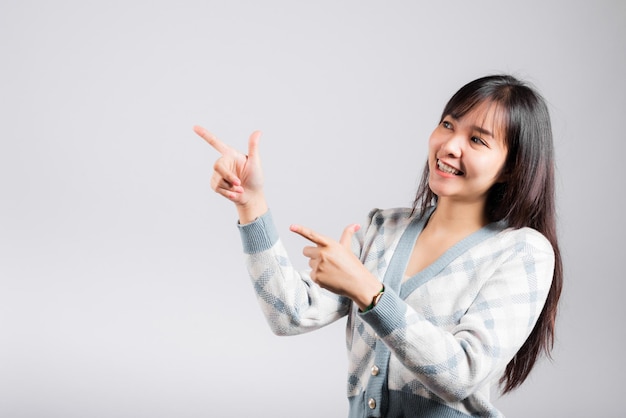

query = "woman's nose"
[[439, 134, 463, 157]]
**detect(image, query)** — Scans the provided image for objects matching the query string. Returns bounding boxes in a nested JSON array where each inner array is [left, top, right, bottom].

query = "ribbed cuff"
[[359, 287, 407, 338], [237, 210, 279, 254]]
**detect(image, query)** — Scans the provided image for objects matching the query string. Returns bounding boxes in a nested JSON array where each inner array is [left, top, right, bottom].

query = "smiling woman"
[[195, 74, 563, 417], [412, 75, 562, 395]]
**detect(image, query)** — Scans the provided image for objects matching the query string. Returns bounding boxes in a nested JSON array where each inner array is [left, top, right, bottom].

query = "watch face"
[[375, 293, 383, 305]]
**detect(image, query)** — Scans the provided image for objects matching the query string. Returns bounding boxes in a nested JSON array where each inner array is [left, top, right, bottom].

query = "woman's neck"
[[427, 198, 488, 234]]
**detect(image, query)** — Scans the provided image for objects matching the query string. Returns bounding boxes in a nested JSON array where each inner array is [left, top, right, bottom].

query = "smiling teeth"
[[437, 159, 462, 175]]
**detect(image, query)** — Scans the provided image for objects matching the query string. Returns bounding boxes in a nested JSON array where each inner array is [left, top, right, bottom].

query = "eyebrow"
[[472, 125, 494, 138], [447, 115, 495, 138]]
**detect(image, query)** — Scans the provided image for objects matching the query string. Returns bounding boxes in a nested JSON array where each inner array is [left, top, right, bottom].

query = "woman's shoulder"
[[491, 226, 554, 258], [354, 208, 416, 256], [356, 207, 422, 245], [364, 207, 416, 227], [475, 226, 556, 290]]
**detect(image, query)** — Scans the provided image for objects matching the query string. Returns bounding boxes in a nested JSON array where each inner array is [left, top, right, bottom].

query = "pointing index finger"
[[193, 125, 230, 155], [290, 224, 329, 246]]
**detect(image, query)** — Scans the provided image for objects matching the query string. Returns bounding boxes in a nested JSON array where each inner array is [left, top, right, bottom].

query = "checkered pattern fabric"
[[238, 208, 554, 417]]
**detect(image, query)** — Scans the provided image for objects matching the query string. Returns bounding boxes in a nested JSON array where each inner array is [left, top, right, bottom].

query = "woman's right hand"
[[194, 126, 268, 223]]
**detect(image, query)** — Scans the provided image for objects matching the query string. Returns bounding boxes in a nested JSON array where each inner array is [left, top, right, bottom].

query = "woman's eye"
[[442, 121, 452, 129], [471, 136, 486, 146]]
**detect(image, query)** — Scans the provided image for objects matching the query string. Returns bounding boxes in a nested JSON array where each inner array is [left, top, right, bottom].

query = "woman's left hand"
[[290, 224, 383, 311]]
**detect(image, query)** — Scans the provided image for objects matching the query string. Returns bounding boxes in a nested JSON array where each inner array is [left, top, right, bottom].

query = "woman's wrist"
[[360, 285, 385, 313], [236, 195, 268, 224], [354, 279, 385, 311]]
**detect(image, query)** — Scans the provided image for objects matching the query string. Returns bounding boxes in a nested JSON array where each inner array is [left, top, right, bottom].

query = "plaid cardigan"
[[238, 207, 554, 417]]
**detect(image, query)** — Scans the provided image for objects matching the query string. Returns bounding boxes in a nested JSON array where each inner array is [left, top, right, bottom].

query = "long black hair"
[[413, 74, 563, 393]]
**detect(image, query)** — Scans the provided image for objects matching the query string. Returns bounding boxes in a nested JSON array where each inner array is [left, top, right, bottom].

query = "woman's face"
[[427, 101, 508, 205]]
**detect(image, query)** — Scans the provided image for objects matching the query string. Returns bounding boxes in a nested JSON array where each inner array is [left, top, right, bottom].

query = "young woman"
[[194, 74, 563, 417]]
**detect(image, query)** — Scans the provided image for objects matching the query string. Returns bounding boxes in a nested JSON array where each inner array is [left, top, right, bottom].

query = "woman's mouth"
[[437, 159, 463, 175]]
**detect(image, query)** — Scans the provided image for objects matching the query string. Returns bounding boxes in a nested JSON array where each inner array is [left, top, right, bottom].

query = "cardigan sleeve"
[[238, 210, 351, 336], [360, 227, 555, 403]]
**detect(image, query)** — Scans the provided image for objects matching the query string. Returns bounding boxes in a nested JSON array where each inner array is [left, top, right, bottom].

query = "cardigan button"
[[368, 398, 376, 409], [371, 365, 380, 376]]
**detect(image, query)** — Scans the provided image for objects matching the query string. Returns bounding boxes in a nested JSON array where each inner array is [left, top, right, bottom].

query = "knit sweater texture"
[[237, 207, 554, 417]]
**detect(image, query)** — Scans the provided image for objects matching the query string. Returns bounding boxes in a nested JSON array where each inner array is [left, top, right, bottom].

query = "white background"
[[1, 1, 624, 417]]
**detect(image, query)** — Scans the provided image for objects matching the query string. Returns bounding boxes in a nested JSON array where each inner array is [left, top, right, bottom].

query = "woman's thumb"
[[339, 224, 361, 248], [247, 130, 262, 160]]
